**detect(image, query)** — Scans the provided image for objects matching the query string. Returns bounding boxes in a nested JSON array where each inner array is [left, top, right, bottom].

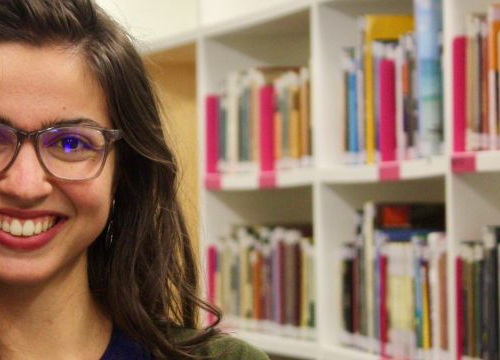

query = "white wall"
[[96, 0, 198, 44], [199, 0, 295, 25]]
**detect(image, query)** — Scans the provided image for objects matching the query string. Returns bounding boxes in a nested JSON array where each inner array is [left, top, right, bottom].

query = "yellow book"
[[363, 15, 413, 163], [421, 264, 431, 349]]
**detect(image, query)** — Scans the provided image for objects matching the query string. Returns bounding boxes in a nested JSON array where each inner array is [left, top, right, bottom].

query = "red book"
[[379, 59, 396, 162], [453, 36, 467, 152], [259, 85, 275, 173], [205, 95, 220, 174]]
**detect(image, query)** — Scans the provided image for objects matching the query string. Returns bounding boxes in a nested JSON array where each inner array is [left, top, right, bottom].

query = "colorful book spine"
[[453, 36, 467, 152], [489, 4, 500, 150], [379, 56, 397, 162], [260, 85, 275, 173], [205, 95, 220, 174], [414, 0, 443, 156], [363, 15, 414, 164]]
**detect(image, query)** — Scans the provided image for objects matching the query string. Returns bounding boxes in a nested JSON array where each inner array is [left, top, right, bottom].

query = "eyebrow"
[[0, 116, 103, 129]]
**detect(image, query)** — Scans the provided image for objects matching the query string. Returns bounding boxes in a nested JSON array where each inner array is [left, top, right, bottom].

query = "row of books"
[[454, 4, 500, 152], [342, 1, 444, 165], [206, 225, 315, 339], [340, 202, 448, 359], [205, 67, 312, 175], [456, 226, 500, 360]]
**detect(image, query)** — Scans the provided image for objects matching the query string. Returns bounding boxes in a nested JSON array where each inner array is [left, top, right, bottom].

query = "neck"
[[0, 257, 112, 360]]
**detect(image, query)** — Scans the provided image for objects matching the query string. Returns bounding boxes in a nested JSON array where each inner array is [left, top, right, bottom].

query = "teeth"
[[0, 216, 57, 237], [10, 219, 22, 236], [2, 219, 9, 232], [22, 220, 35, 237], [35, 222, 42, 235]]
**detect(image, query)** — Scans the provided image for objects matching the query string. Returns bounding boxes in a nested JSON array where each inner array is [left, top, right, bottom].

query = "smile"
[[0, 216, 58, 237]]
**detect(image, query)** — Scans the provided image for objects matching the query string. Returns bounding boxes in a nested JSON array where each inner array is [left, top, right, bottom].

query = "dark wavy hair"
[[0, 0, 221, 358]]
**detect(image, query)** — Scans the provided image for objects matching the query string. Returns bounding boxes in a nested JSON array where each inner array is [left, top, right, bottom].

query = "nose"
[[0, 142, 53, 205]]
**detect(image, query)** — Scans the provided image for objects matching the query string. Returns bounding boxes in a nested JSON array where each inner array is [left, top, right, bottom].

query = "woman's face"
[[0, 43, 115, 286]]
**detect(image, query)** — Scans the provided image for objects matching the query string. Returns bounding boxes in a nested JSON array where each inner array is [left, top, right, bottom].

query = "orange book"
[[251, 250, 263, 320]]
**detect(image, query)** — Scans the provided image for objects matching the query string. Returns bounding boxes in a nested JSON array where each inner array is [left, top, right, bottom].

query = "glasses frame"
[[0, 123, 122, 181]]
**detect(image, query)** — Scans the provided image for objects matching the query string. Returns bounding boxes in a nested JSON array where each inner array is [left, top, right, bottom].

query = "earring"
[[105, 199, 115, 249]]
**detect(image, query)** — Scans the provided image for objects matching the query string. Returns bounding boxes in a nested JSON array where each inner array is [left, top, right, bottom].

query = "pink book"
[[206, 245, 218, 325], [259, 85, 275, 173], [205, 95, 219, 174], [453, 37, 467, 152], [379, 59, 396, 162]]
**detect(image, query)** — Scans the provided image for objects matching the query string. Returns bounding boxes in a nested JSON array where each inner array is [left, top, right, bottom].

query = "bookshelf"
[[131, 0, 500, 358]]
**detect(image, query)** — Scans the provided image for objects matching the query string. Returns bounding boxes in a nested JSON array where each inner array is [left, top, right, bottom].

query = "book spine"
[[349, 58, 359, 161], [414, 0, 443, 156], [226, 72, 240, 171], [379, 57, 397, 162], [453, 36, 467, 152], [488, 4, 500, 149], [205, 95, 220, 174], [260, 85, 275, 173], [299, 68, 312, 162], [456, 256, 464, 359]]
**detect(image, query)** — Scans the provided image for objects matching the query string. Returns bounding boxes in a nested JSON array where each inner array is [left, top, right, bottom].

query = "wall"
[[96, 0, 198, 44], [143, 48, 198, 248]]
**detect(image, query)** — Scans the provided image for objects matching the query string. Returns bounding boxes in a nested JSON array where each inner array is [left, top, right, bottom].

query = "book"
[[260, 85, 275, 173], [205, 95, 220, 174], [379, 52, 397, 162], [414, 0, 443, 156], [488, 4, 500, 149], [362, 15, 414, 164], [453, 36, 467, 152], [428, 232, 449, 357], [482, 226, 500, 359]]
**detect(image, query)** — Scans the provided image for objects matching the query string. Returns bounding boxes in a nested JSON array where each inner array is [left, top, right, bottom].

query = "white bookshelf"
[[128, 0, 500, 358]]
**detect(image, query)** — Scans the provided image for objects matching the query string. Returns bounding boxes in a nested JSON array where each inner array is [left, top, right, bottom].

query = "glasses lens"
[[39, 126, 107, 180], [0, 126, 18, 171]]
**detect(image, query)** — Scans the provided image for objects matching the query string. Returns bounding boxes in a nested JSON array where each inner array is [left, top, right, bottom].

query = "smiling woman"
[[0, 1, 269, 359]]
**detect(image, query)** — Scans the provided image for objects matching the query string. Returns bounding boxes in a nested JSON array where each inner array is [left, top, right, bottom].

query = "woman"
[[0, 0, 269, 359]]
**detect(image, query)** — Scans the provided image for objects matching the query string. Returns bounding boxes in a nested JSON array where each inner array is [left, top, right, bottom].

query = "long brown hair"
[[0, 0, 221, 358]]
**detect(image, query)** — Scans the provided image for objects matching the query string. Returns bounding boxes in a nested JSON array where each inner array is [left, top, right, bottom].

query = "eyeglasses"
[[0, 123, 122, 181]]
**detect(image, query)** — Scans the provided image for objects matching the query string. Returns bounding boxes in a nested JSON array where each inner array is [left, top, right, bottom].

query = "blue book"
[[414, 0, 443, 156], [348, 67, 359, 155]]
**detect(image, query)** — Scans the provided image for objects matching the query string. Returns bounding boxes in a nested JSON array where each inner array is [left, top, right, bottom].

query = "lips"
[[0, 209, 67, 251]]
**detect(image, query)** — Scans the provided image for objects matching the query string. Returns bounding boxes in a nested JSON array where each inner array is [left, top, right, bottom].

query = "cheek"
[[63, 162, 115, 229]]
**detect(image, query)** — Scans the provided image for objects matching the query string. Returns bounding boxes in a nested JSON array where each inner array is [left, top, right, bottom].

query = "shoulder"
[[203, 333, 270, 360], [171, 328, 270, 360]]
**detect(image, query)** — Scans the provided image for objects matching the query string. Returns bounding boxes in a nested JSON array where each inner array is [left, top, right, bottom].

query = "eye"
[[55, 136, 92, 153]]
